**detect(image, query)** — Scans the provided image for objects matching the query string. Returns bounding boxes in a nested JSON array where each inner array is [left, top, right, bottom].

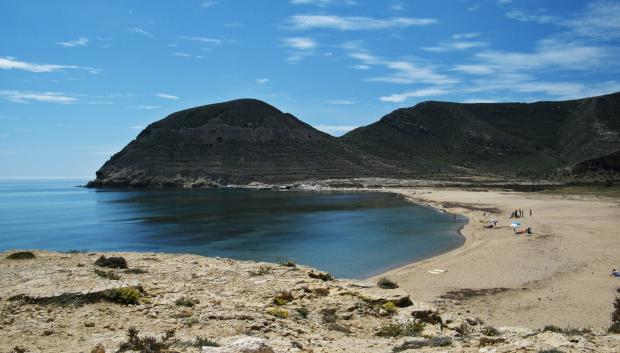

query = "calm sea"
[[0, 179, 466, 278]]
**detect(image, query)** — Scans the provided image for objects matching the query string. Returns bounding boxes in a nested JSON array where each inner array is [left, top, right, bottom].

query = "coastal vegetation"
[[95, 255, 128, 269], [6, 251, 35, 260]]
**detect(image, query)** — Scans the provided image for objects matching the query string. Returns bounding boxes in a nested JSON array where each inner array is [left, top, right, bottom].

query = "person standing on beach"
[[530, 209, 532, 217]]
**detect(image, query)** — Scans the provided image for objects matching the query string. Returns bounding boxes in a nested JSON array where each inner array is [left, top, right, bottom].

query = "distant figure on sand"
[[612, 269, 620, 278], [530, 209, 532, 216]]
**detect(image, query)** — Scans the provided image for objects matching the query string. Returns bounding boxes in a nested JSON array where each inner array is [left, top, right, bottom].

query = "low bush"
[[95, 269, 120, 280], [95, 255, 128, 269], [6, 251, 36, 260], [123, 268, 148, 274], [381, 301, 398, 315], [191, 337, 219, 348], [117, 327, 175, 352], [392, 337, 451, 352], [281, 259, 296, 268], [610, 294, 620, 333], [312, 287, 330, 296], [266, 307, 289, 319], [250, 265, 274, 276], [321, 308, 338, 324], [376, 321, 425, 338], [309, 271, 333, 281], [377, 277, 399, 289], [105, 287, 141, 305], [481, 325, 500, 336], [296, 307, 309, 318], [175, 296, 198, 307], [273, 291, 294, 306], [542, 325, 591, 336]]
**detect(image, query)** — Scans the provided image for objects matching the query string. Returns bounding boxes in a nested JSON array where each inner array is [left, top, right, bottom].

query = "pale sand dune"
[[374, 188, 620, 329]]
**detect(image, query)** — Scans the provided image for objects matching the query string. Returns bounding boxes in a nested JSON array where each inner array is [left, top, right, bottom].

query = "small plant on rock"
[[95, 255, 128, 269], [105, 287, 141, 305], [481, 325, 500, 336], [95, 269, 120, 280], [381, 301, 398, 315], [175, 296, 197, 307], [266, 307, 289, 319], [6, 251, 35, 260], [273, 291, 294, 306], [117, 327, 175, 352]]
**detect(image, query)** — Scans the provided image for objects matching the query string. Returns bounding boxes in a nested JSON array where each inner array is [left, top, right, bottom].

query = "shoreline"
[[370, 187, 620, 329]]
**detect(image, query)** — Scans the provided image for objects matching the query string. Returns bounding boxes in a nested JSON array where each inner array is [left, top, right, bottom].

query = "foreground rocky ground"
[[0, 251, 618, 353]]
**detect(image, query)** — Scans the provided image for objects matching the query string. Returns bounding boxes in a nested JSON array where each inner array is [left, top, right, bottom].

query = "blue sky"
[[1, 0, 619, 178]]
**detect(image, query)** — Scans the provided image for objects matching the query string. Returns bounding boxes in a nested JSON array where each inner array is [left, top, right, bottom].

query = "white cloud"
[[422, 40, 487, 52], [134, 105, 161, 110], [379, 88, 451, 103], [154, 93, 179, 100], [451, 64, 495, 75], [314, 124, 358, 136], [290, 0, 357, 6], [130, 125, 146, 130], [57, 37, 89, 47], [0, 90, 78, 104], [497, 0, 513, 4], [506, 9, 556, 24], [0, 56, 99, 74], [461, 98, 498, 103], [128, 27, 153, 38], [256, 78, 270, 84], [201, 1, 218, 7], [179, 36, 222, 45], [282, 37, 317, 49], [452, 32, 480, 39], [563, 1, 620, 40], [288, 15, 436, 30], [172, 52, 204, 59], [351, 64, 370, 70], [326, 99, 355, 105]]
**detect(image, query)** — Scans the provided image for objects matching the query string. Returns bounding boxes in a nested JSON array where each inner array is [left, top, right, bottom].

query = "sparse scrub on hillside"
[[105, 287, 141, 305], [309, 271, 333, 281], [481, 325, 500, 336], [377, 277, 399, 289], [273, 291, 294, 305], [376, 321, 425, 338], [266, 307, 288, 319], [95, 255, 128, 269], [542, 325, 591, 336], [175, 296, 198, 307], [95, 269, 120, 280], [123, 268, 148, 274], [6, 251, 36, 260], [249, 265, 274, 276], [117, 327, 175, 352], [392, 336, 452, 352], [610, 291, 620, 333]]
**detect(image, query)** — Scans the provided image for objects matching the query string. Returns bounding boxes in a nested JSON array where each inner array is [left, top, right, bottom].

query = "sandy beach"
[[374, 187, 620, 329]]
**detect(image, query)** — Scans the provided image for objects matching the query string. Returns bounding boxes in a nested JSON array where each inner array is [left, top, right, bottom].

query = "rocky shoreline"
[[1, 251, 618, 352]]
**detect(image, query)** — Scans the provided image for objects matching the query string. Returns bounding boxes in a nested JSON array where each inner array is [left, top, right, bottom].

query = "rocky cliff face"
[[88, 93, 620, 187]]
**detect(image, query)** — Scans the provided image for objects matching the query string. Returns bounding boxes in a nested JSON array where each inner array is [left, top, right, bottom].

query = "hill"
[[88, 93, 620, 187]]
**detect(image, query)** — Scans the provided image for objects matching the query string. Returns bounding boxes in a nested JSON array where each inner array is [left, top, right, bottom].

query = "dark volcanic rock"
[[88, 93, 620, 187]]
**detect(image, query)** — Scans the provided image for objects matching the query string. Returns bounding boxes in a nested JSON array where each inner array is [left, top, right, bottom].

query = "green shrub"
[[191, 337, 219, 348], [542, 325, 591, 336], [124, 268, 148, 274], [381, 301, 398, 315], [95, 255, 128, 269], [610, 295, 620, 333], [321, 308, 338, 323], [281, 259, 296, 267], [393, 337, 451, 352], [377, 277, 399, 289], [175, 296, 197, 307], [6, 251, 35, 260], [376, 321, 425, 337], [95, 269, 120, 280], [105, 287, 141, 305], [296, 307, 309, 318], [482, 325, 500, 336], [313, 287, 330, 296], [250, 265, 274, 276], [266, 307, 288, 319], [117, 327, 175, 352], [309, 271, 333, 281], [273, 291, 294, 306]]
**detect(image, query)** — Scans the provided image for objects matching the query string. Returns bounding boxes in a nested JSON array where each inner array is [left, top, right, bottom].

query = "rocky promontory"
[[1, 251, 618, 352]]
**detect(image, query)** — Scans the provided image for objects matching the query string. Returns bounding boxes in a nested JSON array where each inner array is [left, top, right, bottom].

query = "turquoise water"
[[0, 179, 466, 278]]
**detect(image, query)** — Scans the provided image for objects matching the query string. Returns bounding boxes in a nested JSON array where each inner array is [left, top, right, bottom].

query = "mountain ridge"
[[88, 92, 620, 187]]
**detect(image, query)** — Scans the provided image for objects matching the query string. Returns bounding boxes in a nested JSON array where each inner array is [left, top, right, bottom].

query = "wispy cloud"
[[0, 90, 78, 104], [282, 37, 317, 49], [506, 9, 556, 24], [133, 105, 161, 110], [0, 56, 99, 74], [256, 78, 270, 84], [563, 1, 620, 40], [201, 1, 218, 7], [128, 27, 153, 38], [290, 0, 357, 6], [288, 14, 436, 30], [379, 88, 451, 103], [57, 37, 89, 47], [154, 93, 179, 100], [314, 124, 358, 136], [179, 36, 222, 45], [326, 99, 355, 105], [172, 52, 204, 59]]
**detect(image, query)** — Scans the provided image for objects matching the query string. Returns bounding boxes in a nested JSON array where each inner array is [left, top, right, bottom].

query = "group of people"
[[510, 209, 532, 218]]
